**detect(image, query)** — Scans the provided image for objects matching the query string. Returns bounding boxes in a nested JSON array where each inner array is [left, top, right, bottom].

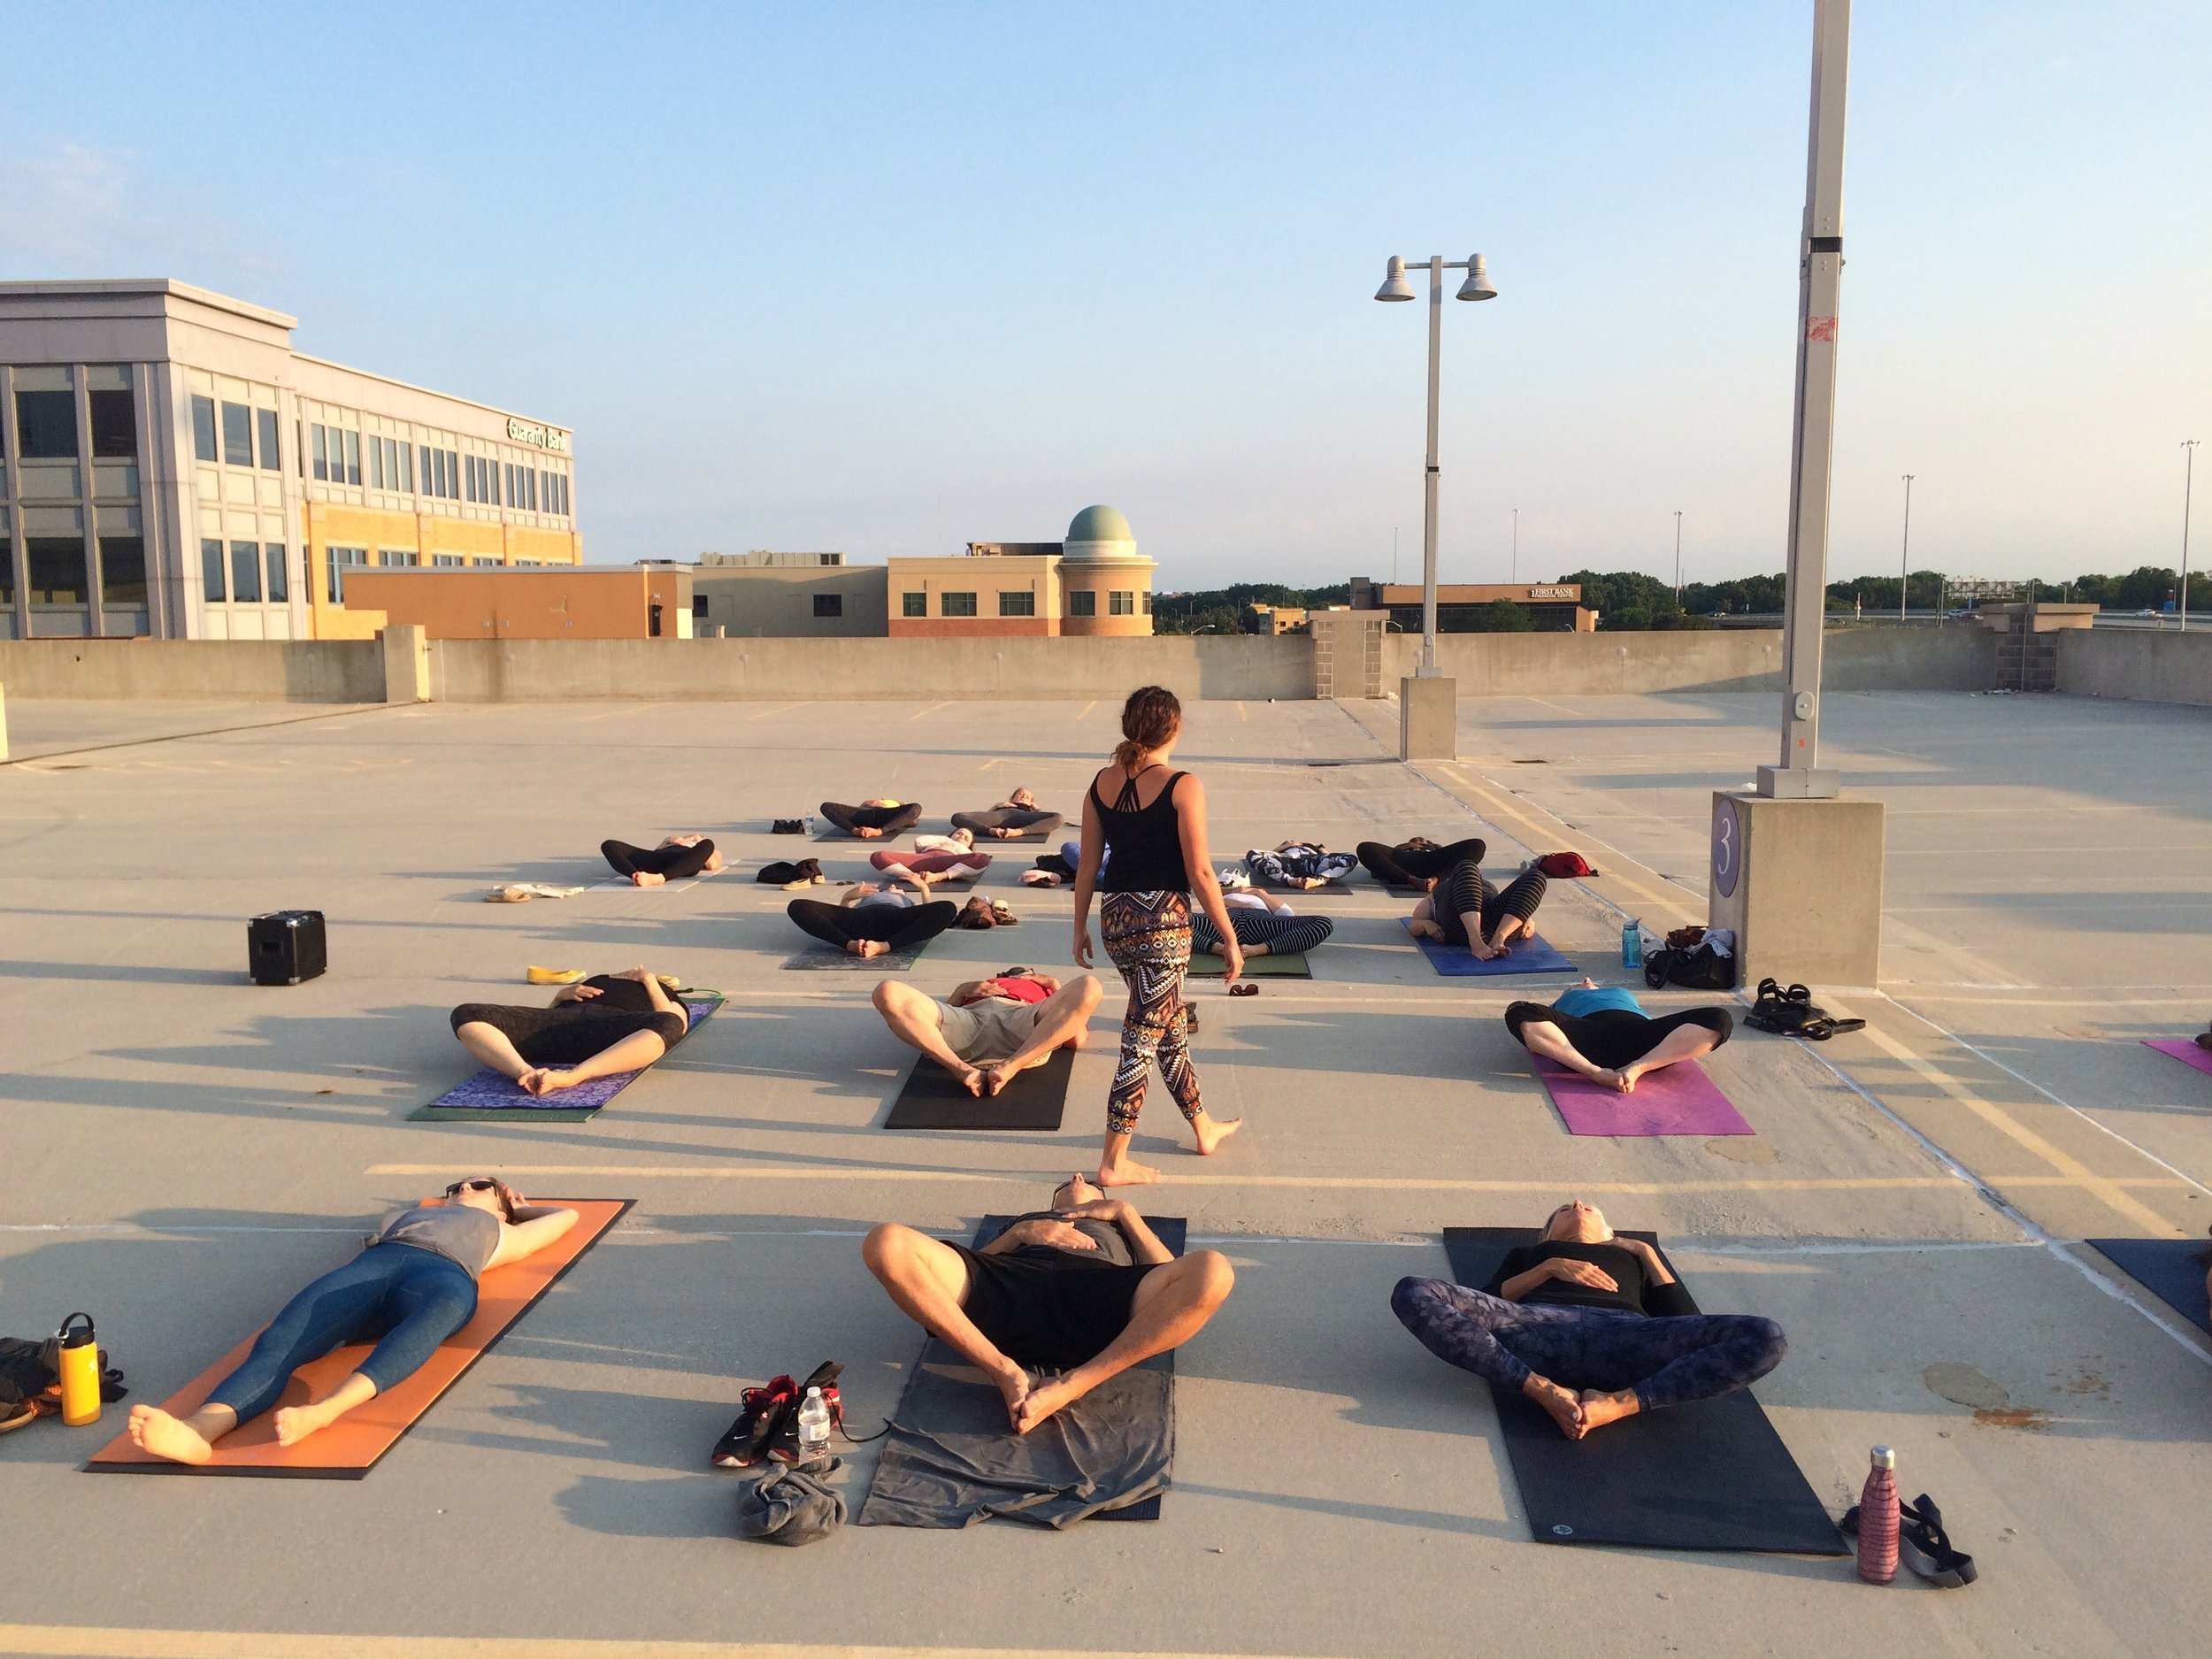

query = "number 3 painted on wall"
[[1712, 797, 1740, 899]]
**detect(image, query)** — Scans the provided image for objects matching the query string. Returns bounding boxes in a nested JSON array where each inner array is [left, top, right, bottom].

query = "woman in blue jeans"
[[126, 1180, 577, 1463], [1393, 1199, 1786, 1440]]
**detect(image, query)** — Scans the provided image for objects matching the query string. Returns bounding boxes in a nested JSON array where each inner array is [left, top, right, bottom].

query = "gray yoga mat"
[[782, 939, 934, 971], [883, 1045, 1073, 1131]]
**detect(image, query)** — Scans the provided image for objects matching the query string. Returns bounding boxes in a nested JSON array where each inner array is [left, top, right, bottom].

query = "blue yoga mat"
[[1400, 918, 1577, 976]]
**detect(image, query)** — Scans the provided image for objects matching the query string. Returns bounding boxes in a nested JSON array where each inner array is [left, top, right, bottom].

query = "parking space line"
[[0, 1629, 1337, 1659]]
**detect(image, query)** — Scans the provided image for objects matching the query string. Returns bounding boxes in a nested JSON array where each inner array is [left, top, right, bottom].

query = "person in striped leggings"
[[1192, 907, 1335, 959], [1407, 858, 1548, 961]]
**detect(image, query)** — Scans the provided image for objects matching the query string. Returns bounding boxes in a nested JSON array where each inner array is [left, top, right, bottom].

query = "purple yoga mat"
[[1535, 1059, 1754, 1137], [2145, 1038, 2212, 1079]]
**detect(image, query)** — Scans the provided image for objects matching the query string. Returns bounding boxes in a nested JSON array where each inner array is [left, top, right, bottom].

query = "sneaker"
[[767, 1361, 845, 1465], [710, 1374, 794, 1469]]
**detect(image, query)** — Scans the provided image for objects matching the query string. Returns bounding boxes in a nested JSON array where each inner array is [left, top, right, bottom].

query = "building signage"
[[1526, 586, 1576, 600], [506, 417, 569, 453]]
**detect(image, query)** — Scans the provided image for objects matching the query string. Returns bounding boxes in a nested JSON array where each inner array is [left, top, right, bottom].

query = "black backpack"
[[0, 1333, 128, 1417], [1644, 941, 1735, 992]]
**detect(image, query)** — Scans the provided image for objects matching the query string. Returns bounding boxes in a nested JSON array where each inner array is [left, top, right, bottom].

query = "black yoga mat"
[[782, 939, 933, 971], [2087, 1237, 2212, 1334], [1440, 1227, 1845, 1555], [1187, 950, 1310, 979], [883, 1045, 1073, 1131]]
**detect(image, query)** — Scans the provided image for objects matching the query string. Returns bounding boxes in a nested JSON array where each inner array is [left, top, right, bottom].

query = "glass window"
[[1069, 589, 1096, 617], [1143, 591, 1154, 615], [88, 388, 137, 458], [367, 436, 385, 490], [27, 538, 88, 603], [343, 429, 361, 487], [488, 459, 500, 506], [813, 593, 843, 618], [901, 592, 926, 618], [326, 545, 368, 603], [382, 550, 419, 566], [203, 538, 227, 602], [434, 554, 463, 567], [0, 538, 12, 603], [265, 543, 288, 603], [296, 420, 306, 476], [312, 425, 328, 481], [998, 590, 1035, 617], [941, 591, 978, 617], [230, 541, 262, 603], [1110, 590, 1135, 615], [192, 396, 219, 463], [221, 402, 254, 467], [15, 390, 79, 459], [257, 408, 280, 471], [419, 445, 433, 494], [399, 441, 414, 494], [448, 450, 460, 498], [98, 536, 148, 608]]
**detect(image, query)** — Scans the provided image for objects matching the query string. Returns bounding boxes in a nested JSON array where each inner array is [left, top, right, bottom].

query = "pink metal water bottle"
[[1856, 1445, 1899, 1584]]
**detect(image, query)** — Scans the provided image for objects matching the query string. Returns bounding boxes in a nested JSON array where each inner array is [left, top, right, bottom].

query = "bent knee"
[[1389, 1274, 1449, 1327], [1075, 975, 1104, 1009], [862, 1222, 925, 1273], [1187, 1249, 1235, 1303], [1744, 1317, 1786, 1372]]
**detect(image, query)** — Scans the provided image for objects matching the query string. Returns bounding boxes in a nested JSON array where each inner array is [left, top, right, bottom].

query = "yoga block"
[[248, 910, 326, 986]]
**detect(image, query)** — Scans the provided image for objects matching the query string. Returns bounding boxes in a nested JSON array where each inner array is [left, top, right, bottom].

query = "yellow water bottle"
[[57, 1312, 101, 1427]]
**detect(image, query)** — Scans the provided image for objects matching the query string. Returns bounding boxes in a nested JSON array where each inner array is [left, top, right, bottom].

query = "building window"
[[203, 538, 227, 602], [813, 593, 843, 618], [257, 408, 280, 472], [692, 593, 710, 618], [221, 403, 254, 468], [191, 396, 219, 463], [312, 425, 328, 481], [296, 419, 305, 476], [1143, 591, 1154, 615], [382, 549, 420, 567], [471, 557, 499, 567], [941, 591, 978, 618], [902, 592, 926, 618], [1110, 590, 1135, 616], [1068, 590, 1096, 618], [265, 543, 288, 603], [433, 554, 464, 567], [98, 535, 148, 608], [15, 390, 79, 459], [326, 545, 368, 602], [229, 541, 262, 603], [88, 388, 137, 458], [999, 590, 1035, 617], [367, 436, 385, 490], [344, 430, 362, 487], [27, 539, 88, 604]]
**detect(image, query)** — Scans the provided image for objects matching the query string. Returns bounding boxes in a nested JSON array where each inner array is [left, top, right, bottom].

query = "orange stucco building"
[[886, 505, 1155, 638], [337, 565, 692, 640]]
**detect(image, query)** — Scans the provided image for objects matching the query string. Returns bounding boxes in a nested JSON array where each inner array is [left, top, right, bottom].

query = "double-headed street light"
[[1374, 252, 1496, 675]]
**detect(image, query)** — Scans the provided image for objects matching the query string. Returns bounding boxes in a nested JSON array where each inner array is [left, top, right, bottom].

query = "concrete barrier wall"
[[1380, 624, 1995, 695], [0, 640, 384, 702], [2056, 627, 2212, 707]]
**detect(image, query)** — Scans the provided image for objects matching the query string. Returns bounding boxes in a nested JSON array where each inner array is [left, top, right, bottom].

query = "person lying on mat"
[[1405, 857, 1548, 961], [873, 970, 1104, 1096], [1193, 907, 1334, 958], [864, 1174, 1233, 1434], [1507, 979, 1732, 1094], [451, 967, 690, 1095], [952, 787, 1066, 841], [787, 883, 959, 958], [1392, 1198, 1786, 1441], [1356, 834, 1487, 892], [599, 833, 723, 887], [126, 1179, 579, 1464], [819, 799, 923, 839], [870, 848, 991, 889], [1244, 841, 1357, 889]]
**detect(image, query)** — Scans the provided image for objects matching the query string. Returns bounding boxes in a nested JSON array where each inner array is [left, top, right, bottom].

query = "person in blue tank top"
[[1504, 978, 1733, 1093]]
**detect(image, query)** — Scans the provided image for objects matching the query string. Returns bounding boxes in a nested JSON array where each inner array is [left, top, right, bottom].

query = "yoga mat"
[[1402, 918, 1577, 977], [2087, 1237, 2212, 1335], [884, 1045, 1073, 1131], [782, 940, 933, 972], [2144, 1037, 2212, 1080], [411, 995, 722, 1123], [1536, 1059, 1753, 1138], [88, 1199, 632, 1478], [1187, 950, 1310, 979], [1440, 1228, 1845, 1555], [586, 869, 721, 894]]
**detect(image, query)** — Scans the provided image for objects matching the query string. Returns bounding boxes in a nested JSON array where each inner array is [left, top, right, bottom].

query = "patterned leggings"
[[1101, 890, 1202, 1134], [1390, 1276, 1786, 1414], [1437, 860, 1548, 948], [1192, 910, 1336, 956]]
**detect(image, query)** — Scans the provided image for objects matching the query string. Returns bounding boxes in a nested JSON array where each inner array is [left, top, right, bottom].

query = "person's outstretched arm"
[[1173, 775, 1243, 984], [483, 1184, 580, 1271], [1071, 780, 1103, 970]]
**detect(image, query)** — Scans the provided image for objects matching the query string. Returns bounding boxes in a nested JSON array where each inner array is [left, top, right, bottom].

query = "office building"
[[699, 550, 845, 568], [693, 562, 887, 637], [887, 505, 1155, 638], [1348, 578, 1596, 633], [0, 280, 580, 642]]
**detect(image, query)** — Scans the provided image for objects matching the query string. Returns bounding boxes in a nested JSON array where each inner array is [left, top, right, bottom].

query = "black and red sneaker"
[[710, 1374, 794, 1470], [767, 1360, 844, 1464]]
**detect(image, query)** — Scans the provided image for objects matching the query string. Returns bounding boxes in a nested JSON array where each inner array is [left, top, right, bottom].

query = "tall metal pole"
[[1900, 473, 1913, 621], [2183, 439, 2200, 634], [1419, 256, 1444, 673], [1511, 507, 1518, 584], [1763, 0, 1851, 798], [1674, 511, 1683, 599]]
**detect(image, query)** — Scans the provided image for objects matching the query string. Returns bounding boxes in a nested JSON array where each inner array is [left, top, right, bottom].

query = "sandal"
[[1900, 1494, 1978, 1587], [1787, 1015, 1866, 1041]]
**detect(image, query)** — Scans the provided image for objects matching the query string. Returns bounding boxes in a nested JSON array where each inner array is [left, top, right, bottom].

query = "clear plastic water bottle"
[[1621, 919, 1644, 970], [795, 1386, 833, 1466], [1856, 1445, 1899, 1584]]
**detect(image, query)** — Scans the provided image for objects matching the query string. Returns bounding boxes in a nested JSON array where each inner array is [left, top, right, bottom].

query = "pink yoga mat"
[[2145, 1038, 2212, 1079], [1536, 1060, 1755, 1137]]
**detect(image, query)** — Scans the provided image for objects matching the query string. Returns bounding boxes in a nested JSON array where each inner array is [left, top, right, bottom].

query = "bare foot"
[[273, 1402, 330, 1447], [1589, 1067, 1630, 1094], [989, 1363, 1031, 1430], [1615, 1064, 1647, 1094], [959, 1065, 986, 1098], [1098, 1157, 1163, 1187], [843, 939, 889, 959], [127, 1404, 214, 1465], [1523, 1376, 1586, 1440], [1192, 1114, 1243, 1156], [630, 871, 665, 887], [527, 1068, 580, 1094], [1577, 1387, 1641, 1432], [1014, 1373, 1085, 1434], [856, 826, 883, 839], [515, 1067, 550, 1095], [1243, 942, 1272, 958]]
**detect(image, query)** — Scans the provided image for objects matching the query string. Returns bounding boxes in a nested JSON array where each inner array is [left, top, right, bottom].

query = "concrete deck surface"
[[1, 690, 2208, 1658]]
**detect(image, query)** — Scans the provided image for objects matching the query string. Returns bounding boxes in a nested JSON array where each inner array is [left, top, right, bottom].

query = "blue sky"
[[4, 3, 2206, 590]]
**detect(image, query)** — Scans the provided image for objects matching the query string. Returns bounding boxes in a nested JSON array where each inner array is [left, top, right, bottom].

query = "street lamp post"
[[1674, 511, 1684, 601], [1511, 506, 1519, 584], [2183, 439, 2200, 634], [1899, 473, 1914, 622]]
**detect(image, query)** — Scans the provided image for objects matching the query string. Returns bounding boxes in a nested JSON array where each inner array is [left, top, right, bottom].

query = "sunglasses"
[[446, 1179, 497, 1196]]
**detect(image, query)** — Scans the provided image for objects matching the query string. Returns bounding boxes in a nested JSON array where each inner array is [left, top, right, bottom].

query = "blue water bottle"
[[1621, 919, 1644, 969]]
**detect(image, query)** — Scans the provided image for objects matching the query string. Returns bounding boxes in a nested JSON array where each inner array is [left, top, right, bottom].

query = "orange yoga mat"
[[87, 1198, 632, 1478]]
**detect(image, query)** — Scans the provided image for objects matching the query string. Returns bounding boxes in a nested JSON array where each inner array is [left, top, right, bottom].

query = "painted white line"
[[0, 1631, 1348, 1659]]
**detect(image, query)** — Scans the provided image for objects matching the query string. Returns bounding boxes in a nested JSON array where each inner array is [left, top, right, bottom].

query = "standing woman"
[[1073, 686, 1246, 1186]]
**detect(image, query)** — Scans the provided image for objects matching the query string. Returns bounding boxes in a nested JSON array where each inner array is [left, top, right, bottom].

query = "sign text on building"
[[506, 417, 569, 453]]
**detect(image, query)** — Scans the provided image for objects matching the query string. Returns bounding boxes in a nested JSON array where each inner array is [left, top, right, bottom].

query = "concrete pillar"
[[0, 681, 9, 764], [380, 625, 430, 703], [1399, 674, 1456, 759], [1707, 791, 1885, 988]]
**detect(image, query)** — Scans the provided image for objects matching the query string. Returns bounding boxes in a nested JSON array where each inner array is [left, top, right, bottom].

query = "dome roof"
[[1065, 504, 1133, 546]]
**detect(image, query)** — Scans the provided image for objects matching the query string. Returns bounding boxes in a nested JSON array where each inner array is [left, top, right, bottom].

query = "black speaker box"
[[249, 910, 326, 985]]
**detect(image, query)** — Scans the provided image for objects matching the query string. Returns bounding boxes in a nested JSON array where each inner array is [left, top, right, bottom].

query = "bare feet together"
[[1577, 1387, 1640, 1432], [989, 1362, 1031, 1429], [1014, 1374, 1083, 1434], [956, 1065, 985, 1098], [630, 871, 665, 887], [844, 939, 889, 958], [1523, 1375, 1586, 1440], [1192, 1114, 1243, 1156], [856, 826, 883, 839], [127, 1403, 214, 1464]]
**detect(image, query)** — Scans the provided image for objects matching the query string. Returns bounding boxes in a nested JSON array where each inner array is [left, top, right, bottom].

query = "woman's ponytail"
[[1112, 685, 1182, 770]]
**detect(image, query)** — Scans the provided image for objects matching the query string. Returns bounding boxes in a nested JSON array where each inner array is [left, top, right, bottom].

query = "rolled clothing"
[[787, 895, 958, 952], [600, 837, 715, 880], [1434, 859, 1548, 948], [1390, 1272, 1786, 1415], [871, 849, 992, 875], [950, 807, 1066, 840], [1192, 910, 1335, 956], [1505, 997, 1733, 1071], [450, 975, 687, 1064], [203, 1242, 480, 1425], [953, 1211, 1160, 1370], [1245, 845, 1357, 887], [1357, 837, 1487, 887], [820, 801, 924, 837]]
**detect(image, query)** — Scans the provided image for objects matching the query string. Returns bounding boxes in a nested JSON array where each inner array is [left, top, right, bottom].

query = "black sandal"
[[1900, 1494, 1978, 1587], [1788, 1016, 1866, 1041]]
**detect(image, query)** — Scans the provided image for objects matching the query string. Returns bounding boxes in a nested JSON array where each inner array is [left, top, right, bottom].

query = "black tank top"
[[1090, 767, 1188, 894]]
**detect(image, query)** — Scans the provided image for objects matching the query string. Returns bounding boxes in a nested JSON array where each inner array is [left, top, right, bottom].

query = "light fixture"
[[1373, 256, 1416, 302], [1455, 255, 1496, 302]]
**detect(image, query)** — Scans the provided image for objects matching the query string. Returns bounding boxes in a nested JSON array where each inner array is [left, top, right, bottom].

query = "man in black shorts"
[[863, 1176, 1233, 1434]]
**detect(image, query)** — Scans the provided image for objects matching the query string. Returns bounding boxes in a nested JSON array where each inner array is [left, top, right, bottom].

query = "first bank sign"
[[506, 417, 570, 454]]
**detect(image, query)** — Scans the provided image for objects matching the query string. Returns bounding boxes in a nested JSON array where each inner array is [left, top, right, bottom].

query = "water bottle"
[[795, 1386, 832, 1466], [57, 1312, 102, 1427], [1856, 1445, 1900, 1584], [1621, 919, 1644, 970]]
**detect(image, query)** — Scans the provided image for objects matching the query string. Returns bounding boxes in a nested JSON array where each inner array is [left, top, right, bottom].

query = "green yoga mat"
[[1187, 951, 1310, 979]]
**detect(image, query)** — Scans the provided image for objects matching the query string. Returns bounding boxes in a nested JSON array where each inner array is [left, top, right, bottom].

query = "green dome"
[[1065, 504, 1133, 545]]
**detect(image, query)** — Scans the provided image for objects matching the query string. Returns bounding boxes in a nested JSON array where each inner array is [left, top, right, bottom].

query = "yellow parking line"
[[0, 1630, 1339, 1659], [1434, 763, 1697, 924], [1237, 702, 1248, 721], [909, 702, 950, 721]]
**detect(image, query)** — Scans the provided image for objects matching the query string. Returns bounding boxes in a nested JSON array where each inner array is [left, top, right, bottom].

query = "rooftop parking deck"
[[2, 689, 2208, 1657]]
